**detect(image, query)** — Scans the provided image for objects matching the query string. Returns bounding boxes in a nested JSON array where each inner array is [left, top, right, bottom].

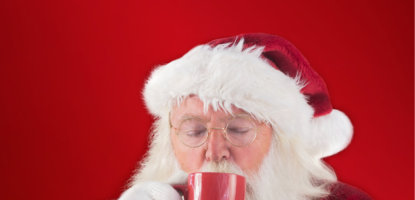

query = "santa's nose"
[[205, 129, 230, 162]]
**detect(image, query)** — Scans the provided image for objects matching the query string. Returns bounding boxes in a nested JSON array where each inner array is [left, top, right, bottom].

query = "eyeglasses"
[[172, 115, 264, 148]]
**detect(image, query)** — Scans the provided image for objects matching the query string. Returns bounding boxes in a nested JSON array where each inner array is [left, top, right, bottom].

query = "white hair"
[[128, 107, 337, 199]]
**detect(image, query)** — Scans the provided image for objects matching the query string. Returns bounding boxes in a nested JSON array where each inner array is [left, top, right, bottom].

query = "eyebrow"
[[179, 114, 204, 121], [178, 112, 252, 122]]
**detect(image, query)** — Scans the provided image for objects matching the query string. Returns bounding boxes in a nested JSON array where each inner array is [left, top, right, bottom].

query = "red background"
[[0, 0, 413, 199]]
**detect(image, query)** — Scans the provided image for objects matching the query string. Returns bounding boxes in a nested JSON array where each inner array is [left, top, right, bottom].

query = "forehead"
[[171, 96, 248, 122]]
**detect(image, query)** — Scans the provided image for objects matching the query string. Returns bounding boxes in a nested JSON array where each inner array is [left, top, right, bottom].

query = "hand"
[[118, 181, 182, 200]]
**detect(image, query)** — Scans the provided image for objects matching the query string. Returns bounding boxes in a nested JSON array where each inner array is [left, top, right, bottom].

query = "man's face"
[[170, 96, 273, 174]]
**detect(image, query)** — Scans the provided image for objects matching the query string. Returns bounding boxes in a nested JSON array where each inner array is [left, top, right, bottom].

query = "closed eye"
[[184, 130, 207, 137], [227, 127, 251, 134]]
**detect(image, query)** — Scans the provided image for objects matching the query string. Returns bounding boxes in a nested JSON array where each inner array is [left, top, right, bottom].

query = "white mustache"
[[199, 160, 244, 176]]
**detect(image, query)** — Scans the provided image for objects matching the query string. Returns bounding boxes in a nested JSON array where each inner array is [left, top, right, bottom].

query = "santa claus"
[[118, 33, 372, 200]]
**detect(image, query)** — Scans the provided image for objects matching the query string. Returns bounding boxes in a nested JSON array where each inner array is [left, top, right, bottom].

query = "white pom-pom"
[[309, 109, 353, 158]]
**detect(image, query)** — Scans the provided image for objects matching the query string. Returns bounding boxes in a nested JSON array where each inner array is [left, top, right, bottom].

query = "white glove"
[[118, 181, 182, 200]]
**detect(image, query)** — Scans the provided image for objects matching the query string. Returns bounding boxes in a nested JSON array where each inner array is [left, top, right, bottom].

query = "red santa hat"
[[143, 33, 353, 159]]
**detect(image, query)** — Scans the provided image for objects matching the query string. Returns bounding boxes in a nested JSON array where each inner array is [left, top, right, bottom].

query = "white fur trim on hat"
[[143, 39, 352, 158]]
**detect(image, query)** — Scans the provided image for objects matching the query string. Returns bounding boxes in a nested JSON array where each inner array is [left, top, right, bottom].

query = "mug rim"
[[189, 172, 245, 179]]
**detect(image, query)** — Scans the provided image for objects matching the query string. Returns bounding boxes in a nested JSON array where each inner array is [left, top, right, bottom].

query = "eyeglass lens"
[[177, 117, 256, 147]]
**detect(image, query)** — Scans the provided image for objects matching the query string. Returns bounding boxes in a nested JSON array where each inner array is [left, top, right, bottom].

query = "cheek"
[[170, 131, 206, 173], [230, 145, 263, 171], [231, 127, 273, 172]]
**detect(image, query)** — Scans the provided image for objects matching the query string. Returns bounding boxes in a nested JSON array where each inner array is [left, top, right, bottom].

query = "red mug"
[[172, 172, 246, 200]]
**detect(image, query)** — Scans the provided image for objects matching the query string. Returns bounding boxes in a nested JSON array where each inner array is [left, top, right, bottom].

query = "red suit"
[[324, 182, 373, 200]]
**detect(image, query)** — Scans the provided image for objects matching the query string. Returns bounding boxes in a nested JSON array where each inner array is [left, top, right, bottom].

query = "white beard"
[[129, 115, 336, 200], [198, 150, 296, 200], [198, 136, 334, 200]]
